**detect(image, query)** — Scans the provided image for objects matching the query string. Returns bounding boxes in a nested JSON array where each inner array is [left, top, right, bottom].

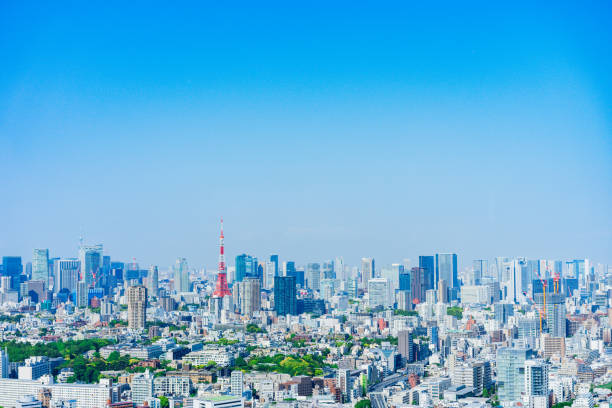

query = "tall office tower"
[[398, 330, 414, 363], [436, 253, 458, 289], [127, 285, 147, 330], [568, 259, 588, 285], [524, 360, 549, 401], [235, 254, 256, 283], [438, 279, 448, 303], [174, 258, 189, 293], [361, 258, 375, 290], [78, 244, 103, 287], [368, 278, 391, 308], [410, 267, 427, 304], [32, 249, 49, 287], [264, 261, 275, 290], [76, 281, 88, 307], [497, 347, 530, 403], [399, 270, 411, 291], [535, 293, 566, 337], [426, 289, 437, 304], [419, 256, 435, 290], [335, 257, 345, 281], [147, 266, 159, 298], [269, 254, 279, 276], [494, 302, 514, 325], [472, 260, 488, 286], [306, 263, 321, 291], [274, 276, 296, 316], [0, 347, 8, 378], [2, 256, 23, 291], [53, 259, 79, 293], [283, 261, 296, 277], [213, 219, 232, 298], [320, 279, 335, 301], [497, 258, 522, 303], [131, 369, 154, 405], [238, 277, 261, 317], [230, 370, 244, 396], [338, 369, 353, 403], [322, 260, 335, 279]]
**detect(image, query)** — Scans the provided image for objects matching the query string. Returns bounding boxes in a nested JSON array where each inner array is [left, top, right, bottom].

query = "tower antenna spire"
[[213, 217, 231, 297]]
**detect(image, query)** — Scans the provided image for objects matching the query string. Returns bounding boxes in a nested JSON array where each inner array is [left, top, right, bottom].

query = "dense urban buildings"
[[0, 233, 610, 408]]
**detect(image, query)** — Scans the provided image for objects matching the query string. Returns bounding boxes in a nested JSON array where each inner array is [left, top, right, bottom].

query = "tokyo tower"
[[213, 218, 232, 297]]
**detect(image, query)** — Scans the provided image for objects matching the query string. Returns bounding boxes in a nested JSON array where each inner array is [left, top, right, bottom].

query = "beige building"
[[127, 285, 147, 330]]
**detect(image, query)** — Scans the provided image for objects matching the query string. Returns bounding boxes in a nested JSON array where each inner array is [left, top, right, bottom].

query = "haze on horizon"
[[1, 2, 611, 269]]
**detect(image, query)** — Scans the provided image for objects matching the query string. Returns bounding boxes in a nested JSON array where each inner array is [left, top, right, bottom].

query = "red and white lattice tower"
[[213, 217, 232, 297]]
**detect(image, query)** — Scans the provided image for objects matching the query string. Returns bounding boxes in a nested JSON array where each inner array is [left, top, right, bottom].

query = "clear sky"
[[1, 1, 611, 269]]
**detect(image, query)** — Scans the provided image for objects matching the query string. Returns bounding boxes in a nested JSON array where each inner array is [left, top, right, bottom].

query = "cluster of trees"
[[0, 314, 24, 323], [359, 336, 398, 347], [446, 306, 463, 319], [246, 324, 266, 333], [0, 338, 111, 362], [393, 310, 418, 316], [234, 353, 330, 376]]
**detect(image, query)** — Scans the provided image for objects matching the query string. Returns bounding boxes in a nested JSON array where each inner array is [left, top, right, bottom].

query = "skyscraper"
[[264, 261, 275, 290], [54, 259, 79, 294], [536, 293, 566, 337], [147, 266, 159, 298], [306, 263, 321, 291], [335, 257, 345, 281], [78, 244, 103, 287], [438, 280, 448, 303], [269, 254, 279, 276], [2, 256, 23, 291], [524, 359, 550, 408], [235, 254, 257, 283], [419, 256, 435, 290], [175, 258, 189, 293], [274, 276, 296, 316], [435, 253, 458, 289], [361, 258, 375, 290], [127, 285, 147, 330], [237, 277, 261, 317], [472, 259, 488, 285], [410, 267, 426, 304], [32, 249, 49, 287]]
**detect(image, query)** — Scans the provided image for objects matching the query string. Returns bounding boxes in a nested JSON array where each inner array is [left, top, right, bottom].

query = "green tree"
[[355, 400, 371, 408]]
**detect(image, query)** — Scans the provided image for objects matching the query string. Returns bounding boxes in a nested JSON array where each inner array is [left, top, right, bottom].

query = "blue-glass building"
[[274, 276, 297, 316]]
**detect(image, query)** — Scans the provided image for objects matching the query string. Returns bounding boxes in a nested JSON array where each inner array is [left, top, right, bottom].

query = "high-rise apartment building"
[[524, 359, 550, 408], [237, 277, 261, 317], [32, 249, 49, 287], [127, 285, 147, 330], [0, 348, 9, 378], [230, 370, 244, 396], [410, 267, 427, 304], [131, 369, 154, 405], [436, 253, 458, 289], [398, 330, 414, 363], [274, 276, 296, 316]]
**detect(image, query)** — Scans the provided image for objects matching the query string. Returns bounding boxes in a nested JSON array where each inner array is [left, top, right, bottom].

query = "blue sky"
[[1, 1, 611, 269]]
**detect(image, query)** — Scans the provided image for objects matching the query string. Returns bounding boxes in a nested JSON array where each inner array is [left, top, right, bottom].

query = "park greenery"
[[355, 399, 371, 408], [0, 338, 111, 362], [246, 324, 266, 333], [234, 353, 329, 376], [359, 336, 398, 347], [393, 309, 418, 316], [446, 306, 463, 319]]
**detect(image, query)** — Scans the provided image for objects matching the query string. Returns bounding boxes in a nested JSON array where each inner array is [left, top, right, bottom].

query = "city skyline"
[[2, 2, 611, 267]]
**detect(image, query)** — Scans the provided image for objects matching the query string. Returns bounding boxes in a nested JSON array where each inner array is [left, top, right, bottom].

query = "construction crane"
[[522, 291, 546, 334], [533, 268, 548, 333]]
